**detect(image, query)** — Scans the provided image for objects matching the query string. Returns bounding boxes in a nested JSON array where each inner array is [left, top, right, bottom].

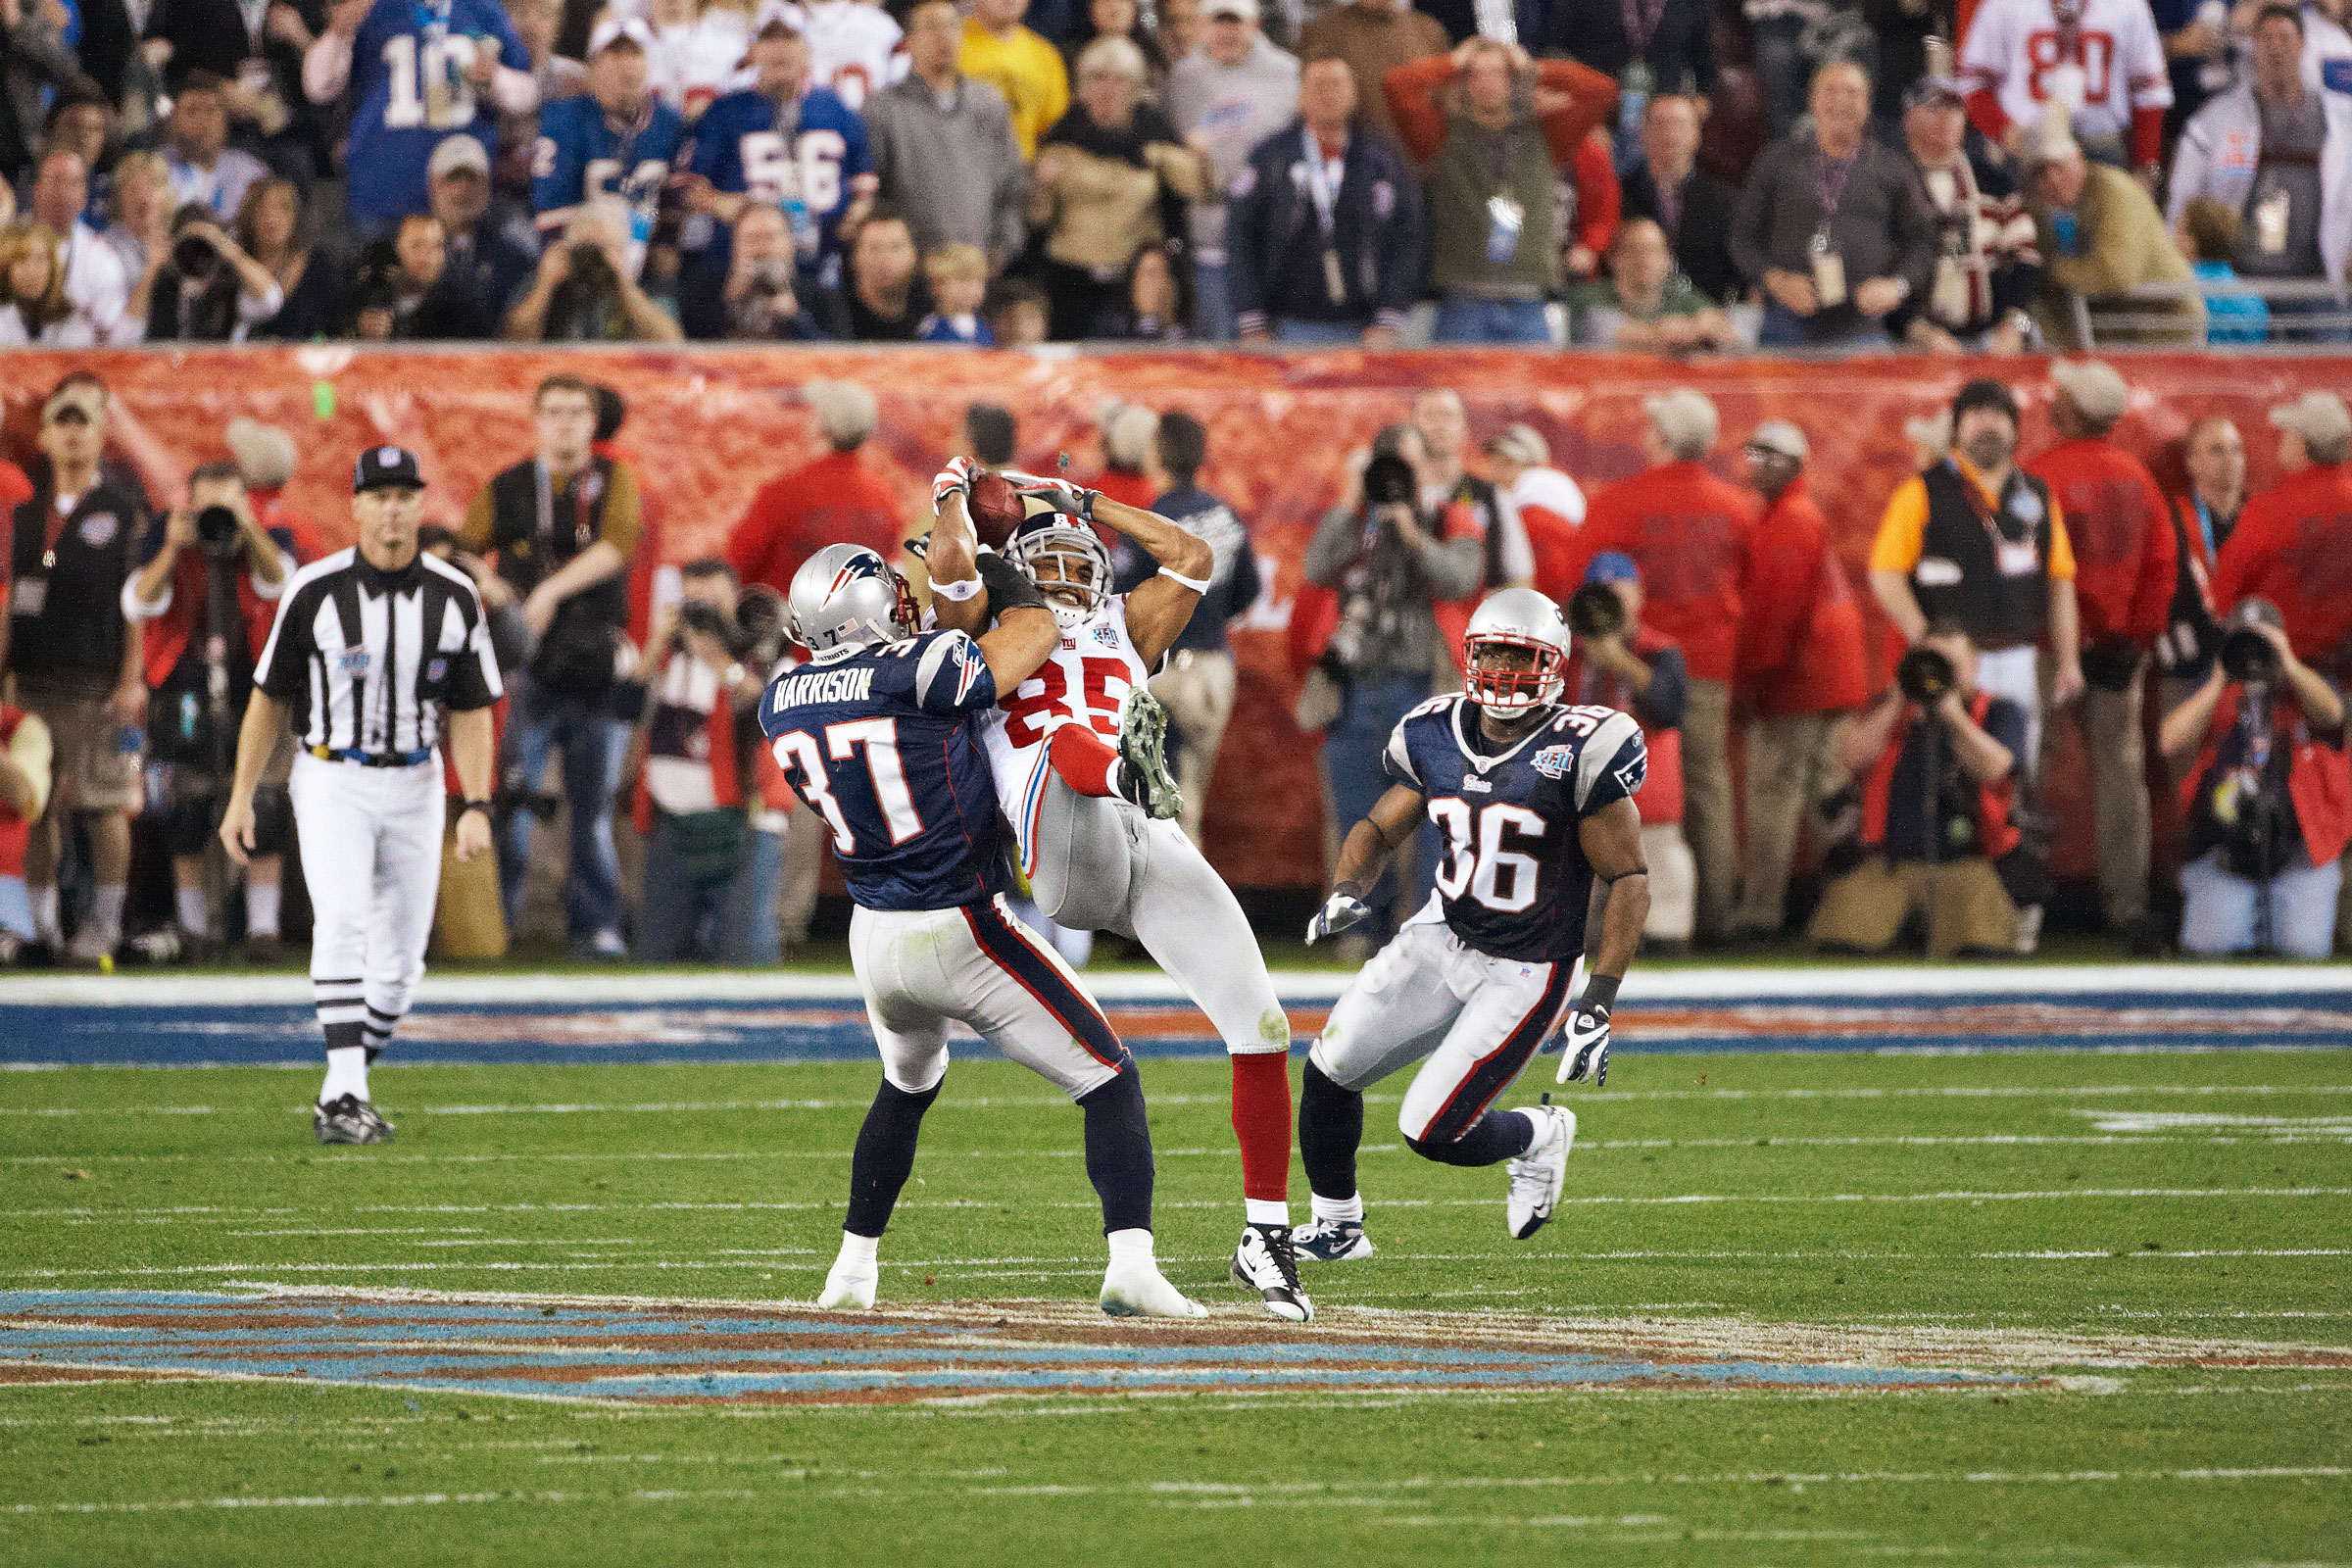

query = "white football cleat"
[[817, 1256, 878, 1310], [1504, 1103, 1576, 1241], [1100, 1255, 1207, 1318]]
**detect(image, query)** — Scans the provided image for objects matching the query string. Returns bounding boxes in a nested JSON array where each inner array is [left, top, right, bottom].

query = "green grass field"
[[4, 1048, 2348, 1567]]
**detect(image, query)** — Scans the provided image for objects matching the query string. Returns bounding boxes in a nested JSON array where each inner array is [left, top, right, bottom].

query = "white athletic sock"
[[245, 885, 280, 939], [319, 1046, 369, 1106], [1245, 1198, 1292, 1229], [89, 885, 126, 945], [30, 886, 59, 943], [175, 887, 210, 939], [1311, 1192, 1365, 1226], [836, 1231, 880, 1263], [1105, 1227, 1156, 1264]]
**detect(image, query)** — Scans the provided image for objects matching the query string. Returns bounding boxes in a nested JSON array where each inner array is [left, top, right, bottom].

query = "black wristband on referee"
[[976, 554, 1050, 617], [1579, 973, 1620, 1013]]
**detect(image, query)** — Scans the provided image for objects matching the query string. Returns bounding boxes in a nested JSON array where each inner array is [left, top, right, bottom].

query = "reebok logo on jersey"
[[1531, 746, 1574, 779]]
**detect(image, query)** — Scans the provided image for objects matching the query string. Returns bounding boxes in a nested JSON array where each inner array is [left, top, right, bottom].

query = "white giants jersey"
[[1957, 0, 2170, 145], [980, 596, 1151, 875], [767, 0, 906, 109]]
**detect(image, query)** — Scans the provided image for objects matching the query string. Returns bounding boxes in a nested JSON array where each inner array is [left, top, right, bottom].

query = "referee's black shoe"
[[314, 1095, 395, 1145]]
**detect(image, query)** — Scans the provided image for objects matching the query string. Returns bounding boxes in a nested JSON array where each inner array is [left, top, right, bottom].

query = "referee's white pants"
[[290, 754, 444, 1050], [849, 896, 1128, 1101]]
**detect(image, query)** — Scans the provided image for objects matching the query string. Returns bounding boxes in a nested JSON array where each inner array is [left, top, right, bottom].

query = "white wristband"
[[931, 574, 983, 603], [1158, 565, 1211, 594]]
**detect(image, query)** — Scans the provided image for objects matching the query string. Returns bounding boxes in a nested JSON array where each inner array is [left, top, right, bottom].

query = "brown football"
[[966, 471, 1026, 550]]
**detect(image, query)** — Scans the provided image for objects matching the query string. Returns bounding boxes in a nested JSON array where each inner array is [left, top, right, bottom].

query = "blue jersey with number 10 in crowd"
[[343, 0, 528, 222], [760, 630, 1008, 912]]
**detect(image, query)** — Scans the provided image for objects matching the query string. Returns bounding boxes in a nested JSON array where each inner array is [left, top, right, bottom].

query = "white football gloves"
[[1304, 890, 1370, 946], [1556, 1001, 1610, 1087], [1000, 467, 1098, 521]]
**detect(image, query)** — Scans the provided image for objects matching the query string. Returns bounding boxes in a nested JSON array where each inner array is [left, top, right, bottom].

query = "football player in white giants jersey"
[[933, 463, 1312, 1323], [1292, 589, 1651, 1260]]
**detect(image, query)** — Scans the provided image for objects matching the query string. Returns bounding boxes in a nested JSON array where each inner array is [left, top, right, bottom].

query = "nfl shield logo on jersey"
[[1531, 745, 1574, 779]]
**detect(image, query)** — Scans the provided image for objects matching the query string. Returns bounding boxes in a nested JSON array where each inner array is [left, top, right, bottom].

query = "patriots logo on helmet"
[[1531, 745, 1574, 779]]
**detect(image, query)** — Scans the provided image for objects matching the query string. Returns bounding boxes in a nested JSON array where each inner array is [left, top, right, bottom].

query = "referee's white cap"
[[353, 446, 424, 493]]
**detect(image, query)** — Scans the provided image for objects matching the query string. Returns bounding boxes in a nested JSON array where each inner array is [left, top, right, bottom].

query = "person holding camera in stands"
[[502, 199, 682, 343], [1562, 553, 1698, 950], [4, 377, 151, 965], [1809, 620, 2034, 958], [683, 201, 830, 341], [2160, 598, 2350, 958], [122, 462, 295, 960], [1300, 420, 1484, 958], [2023, 359, 2177, 948], [145, 203, 286, 342], [629, 559, 773, 962], [462, 372, 646, 958]]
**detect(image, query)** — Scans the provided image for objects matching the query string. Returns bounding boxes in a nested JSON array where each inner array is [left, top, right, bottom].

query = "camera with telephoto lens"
[[171, 228, 220, 284], [193, 505, 241, 560], [1897, 644, 1957, 705], [676, 596, 745, 653], [2219, 597, 2285, 684], [1567, 581, 1625, 641], [1362, 451, 1417, 510], [733, 584, 788, 664]]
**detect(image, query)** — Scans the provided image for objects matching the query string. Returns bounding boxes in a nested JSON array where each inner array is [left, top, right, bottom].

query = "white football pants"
[[288, 754, 444, 1050]]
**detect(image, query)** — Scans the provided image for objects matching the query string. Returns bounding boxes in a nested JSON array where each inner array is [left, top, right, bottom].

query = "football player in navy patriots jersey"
[[762, 485, 1203, 1320], [1293, 588, 1652, 1259]]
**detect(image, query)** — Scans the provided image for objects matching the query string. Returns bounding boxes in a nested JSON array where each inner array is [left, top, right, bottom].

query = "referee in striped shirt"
[[219, 447, 502, 1145]]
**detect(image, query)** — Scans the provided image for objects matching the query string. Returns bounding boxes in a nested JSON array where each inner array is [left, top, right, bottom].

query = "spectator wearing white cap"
[[1484, 423, 1586, 601], [1164, 0, 1299, 340], [426, 133, 541, 336], [1559, 387, 1757, 944], [530, 19, 685, 278], [2023, 114, 2199, 346], [2024, 359, 2177, 943], [1734, 419, 1871, 938], [2166, 2, 2352, 343]]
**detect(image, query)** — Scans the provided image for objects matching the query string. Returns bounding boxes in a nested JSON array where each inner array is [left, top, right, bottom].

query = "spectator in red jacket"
[[1561, 387, 1755, 944], [2212, 392, 2352, 679], [2023, 359, 2177, 942], [1733, 420, 1870, 939], [725, 379, 905, 601], [1562, 552, 1695, 947]]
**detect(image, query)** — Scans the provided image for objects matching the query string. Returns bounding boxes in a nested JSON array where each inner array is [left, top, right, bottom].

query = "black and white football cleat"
[[314, 1094, 395, 1145], [1114, 688, 1183, 821], [1229, 1224, 1313, 1321], [1290, 1217, 1375, 1262]]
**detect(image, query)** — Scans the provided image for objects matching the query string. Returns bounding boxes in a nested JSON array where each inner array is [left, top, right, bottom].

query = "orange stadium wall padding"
[[6, 346, 2348, 890]]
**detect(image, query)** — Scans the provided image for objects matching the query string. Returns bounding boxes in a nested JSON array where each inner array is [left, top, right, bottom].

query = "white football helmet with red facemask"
[[1462, 588, 1571, 717]]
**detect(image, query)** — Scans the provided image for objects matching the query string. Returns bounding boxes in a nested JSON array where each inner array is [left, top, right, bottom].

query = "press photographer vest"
[[1910, 462, 2055, 651]]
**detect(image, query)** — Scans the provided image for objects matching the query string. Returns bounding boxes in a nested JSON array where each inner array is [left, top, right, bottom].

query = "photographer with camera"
[[628, 559, 774, 962], [122, 462, 295, 959], [501, 198, 683, 343], [463, 373, 646, 957], [1563, 554, 1698, 949], [2159, 598, 2350, 959], [145, 204, 286, 343], [683, 202, 831, 342], [1301, 419, 1485, 957], [1809, 619, 2034, 959]]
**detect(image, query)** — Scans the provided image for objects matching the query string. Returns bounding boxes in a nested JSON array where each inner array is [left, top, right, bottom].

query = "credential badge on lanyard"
[[1302, 127, 1347, 305]]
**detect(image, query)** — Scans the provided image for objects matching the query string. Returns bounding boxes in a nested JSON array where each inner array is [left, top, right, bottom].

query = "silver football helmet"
[[1462, 587, 1570, 716], [1008, 518, 1114, 628], [786, 543, 917, 652]]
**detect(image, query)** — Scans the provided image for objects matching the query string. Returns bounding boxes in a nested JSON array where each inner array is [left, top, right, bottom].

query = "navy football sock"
[[842, 1077, 943, 1238], [1078, 1066, 1154, 1235], [1405, 1107, 1539, 1168], [1298, 1058, 1365, 1200]]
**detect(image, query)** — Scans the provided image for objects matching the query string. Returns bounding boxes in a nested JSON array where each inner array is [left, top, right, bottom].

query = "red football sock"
[[1047, 724, 1122, 798], [1231, 1052, 1294, 1204]]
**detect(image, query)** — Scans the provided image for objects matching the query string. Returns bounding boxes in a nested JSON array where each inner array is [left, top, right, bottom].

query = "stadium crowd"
[[3, 355, 2351, 969], [0, 0, 2349, 348]]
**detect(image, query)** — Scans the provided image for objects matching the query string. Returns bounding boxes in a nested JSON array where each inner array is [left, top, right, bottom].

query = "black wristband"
[[1579, 972, 1620, 1013], [976, 553, 1050, 617], [459, 799, 492, 819]]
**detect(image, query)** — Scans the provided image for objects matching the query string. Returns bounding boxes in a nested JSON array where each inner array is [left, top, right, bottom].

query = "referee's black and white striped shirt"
[[254, 548, 503, 760]]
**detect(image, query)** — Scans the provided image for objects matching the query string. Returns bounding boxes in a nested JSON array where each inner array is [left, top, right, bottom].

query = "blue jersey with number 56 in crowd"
[[760, 630, 1006, 912], [1386, 695, 1647, 963]]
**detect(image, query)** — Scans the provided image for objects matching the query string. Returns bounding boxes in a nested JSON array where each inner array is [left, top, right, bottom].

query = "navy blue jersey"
[[341, 0, 529, 222], [683, 84, 871, 281], [760, 629, 1005, 912], [1385, 695, 1647, 962], [531, 93, 686, 247]]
